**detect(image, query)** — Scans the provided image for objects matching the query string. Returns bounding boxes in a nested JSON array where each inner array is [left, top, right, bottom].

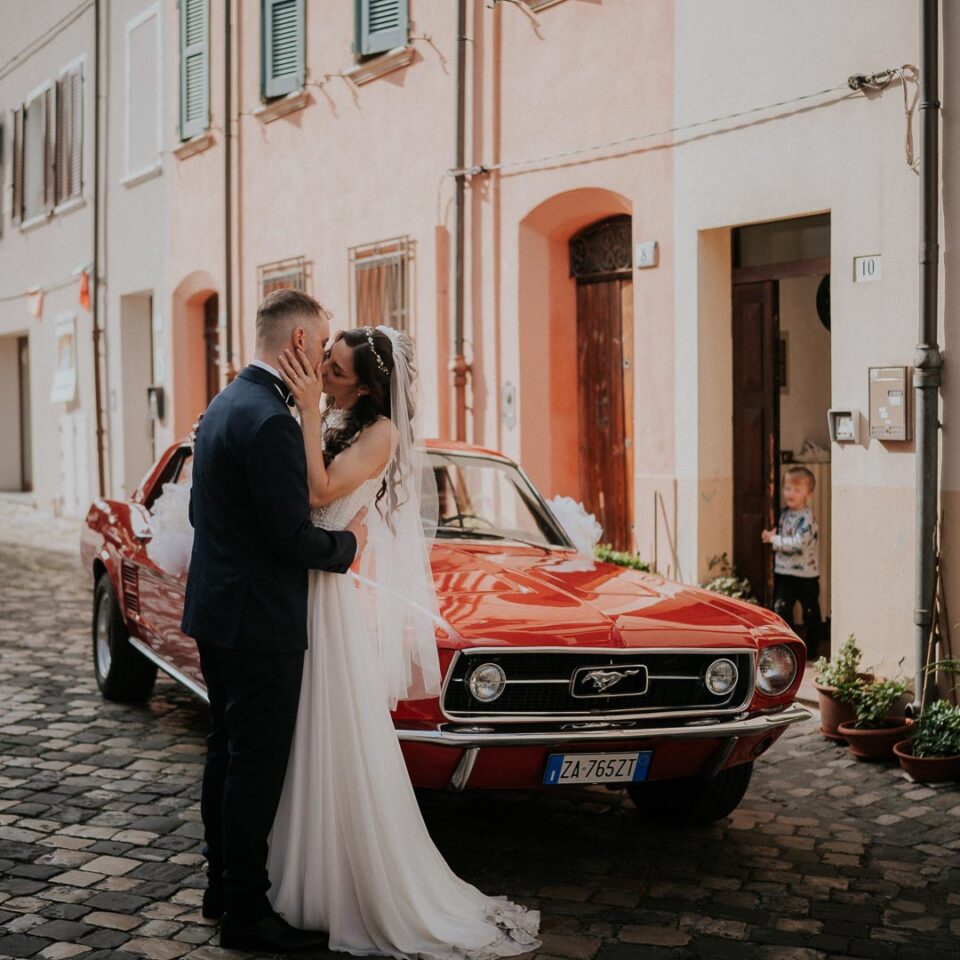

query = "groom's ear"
[[291, 326, 306, 351]]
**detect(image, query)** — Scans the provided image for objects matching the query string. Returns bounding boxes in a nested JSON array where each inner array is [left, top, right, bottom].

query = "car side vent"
[[121, 561, 140, 616]]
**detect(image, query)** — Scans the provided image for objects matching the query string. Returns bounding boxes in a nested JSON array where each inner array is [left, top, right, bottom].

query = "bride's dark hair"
[[323, 327, 416, 524]]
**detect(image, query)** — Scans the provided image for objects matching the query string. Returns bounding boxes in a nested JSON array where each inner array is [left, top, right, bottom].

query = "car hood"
[[430, 542, 784, 651]]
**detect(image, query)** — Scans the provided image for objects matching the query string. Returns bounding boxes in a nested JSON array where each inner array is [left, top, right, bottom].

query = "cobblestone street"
[[1, 537, 959, 960]]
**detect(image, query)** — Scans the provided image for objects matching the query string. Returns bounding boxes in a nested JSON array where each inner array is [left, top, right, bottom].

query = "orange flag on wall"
[[78, 271, 90, 311], [27, 288, 44, 320]]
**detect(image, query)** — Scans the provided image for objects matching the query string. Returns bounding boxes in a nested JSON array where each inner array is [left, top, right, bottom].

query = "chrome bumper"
[[396, 703, 811, 748]]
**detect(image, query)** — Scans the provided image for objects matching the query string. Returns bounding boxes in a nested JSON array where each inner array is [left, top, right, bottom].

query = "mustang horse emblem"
[[582, 668, 641, 694]]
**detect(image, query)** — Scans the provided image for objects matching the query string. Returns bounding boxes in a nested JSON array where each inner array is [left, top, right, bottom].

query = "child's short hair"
[[785, 465, 815, 492]]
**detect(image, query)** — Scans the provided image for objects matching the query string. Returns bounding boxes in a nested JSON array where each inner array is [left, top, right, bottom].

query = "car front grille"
[[442, 649, 754, 720]]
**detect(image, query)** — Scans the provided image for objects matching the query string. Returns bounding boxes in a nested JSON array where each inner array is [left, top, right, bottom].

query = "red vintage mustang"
[[82, 439, 809, 823]]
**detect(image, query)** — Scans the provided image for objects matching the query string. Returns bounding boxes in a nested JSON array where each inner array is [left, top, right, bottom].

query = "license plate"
[[543, 751, 652, 786]]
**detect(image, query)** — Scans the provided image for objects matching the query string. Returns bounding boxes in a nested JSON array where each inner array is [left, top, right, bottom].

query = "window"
[[355, 0, 408, 58], [125, 8, 161, 179], [20, 86, 55, 222], [349, 236, 413, 331], [179, 0, 209, 140], [56, 63, 82, 203], [258, 256, 310, 301], [262, 0, 305, 99]]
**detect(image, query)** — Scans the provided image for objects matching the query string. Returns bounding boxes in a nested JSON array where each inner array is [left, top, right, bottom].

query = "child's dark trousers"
[[773, 574, 822, 657]]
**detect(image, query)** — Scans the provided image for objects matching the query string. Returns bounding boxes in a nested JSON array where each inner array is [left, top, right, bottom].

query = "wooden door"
[[577, 277, 633, 552], [732, 281, 779, 606]]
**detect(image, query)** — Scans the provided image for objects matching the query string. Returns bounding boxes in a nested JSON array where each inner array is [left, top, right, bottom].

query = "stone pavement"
[[1, 538, 959, 960]]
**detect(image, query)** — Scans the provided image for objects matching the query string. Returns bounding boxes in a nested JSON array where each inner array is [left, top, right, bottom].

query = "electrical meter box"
[[868, 366, 911, 441]]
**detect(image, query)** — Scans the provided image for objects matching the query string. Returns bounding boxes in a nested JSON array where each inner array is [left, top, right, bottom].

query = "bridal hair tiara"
[[362, 325, 390, 376]]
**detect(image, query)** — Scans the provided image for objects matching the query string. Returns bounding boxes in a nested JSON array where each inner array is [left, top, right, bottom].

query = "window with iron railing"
[[258, 256, 311, 301], [349, 236, 413, 332]]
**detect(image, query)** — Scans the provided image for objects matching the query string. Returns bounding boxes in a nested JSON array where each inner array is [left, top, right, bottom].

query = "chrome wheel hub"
[[95, 600, 112, 678]]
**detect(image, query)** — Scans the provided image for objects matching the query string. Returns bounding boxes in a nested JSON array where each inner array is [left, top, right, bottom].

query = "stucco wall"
[[673, 0, 929, 675]]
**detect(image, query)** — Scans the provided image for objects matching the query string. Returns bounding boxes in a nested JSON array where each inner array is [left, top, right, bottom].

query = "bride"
[[263, 325, 540, 959]]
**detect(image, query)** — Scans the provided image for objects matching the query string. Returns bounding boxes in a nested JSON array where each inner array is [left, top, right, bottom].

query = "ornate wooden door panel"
[[732, 281, 779, 606], [576, 277, 632, 552]]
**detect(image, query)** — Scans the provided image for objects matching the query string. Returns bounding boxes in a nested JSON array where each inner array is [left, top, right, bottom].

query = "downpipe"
[[913, 0, 943, 709]]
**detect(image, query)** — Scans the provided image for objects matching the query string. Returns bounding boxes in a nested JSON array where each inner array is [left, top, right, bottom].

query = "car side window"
[[142, 448, 192, 511]]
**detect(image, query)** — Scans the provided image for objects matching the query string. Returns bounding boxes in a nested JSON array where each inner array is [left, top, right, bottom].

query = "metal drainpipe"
[[452, 0, 469, 441], [91, 0, 106, 496], [914, 0, 943, 708], [223, 0, 235, 381]]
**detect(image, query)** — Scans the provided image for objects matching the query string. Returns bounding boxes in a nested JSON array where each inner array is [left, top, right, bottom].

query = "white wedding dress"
[[265, 413, 540, 960]]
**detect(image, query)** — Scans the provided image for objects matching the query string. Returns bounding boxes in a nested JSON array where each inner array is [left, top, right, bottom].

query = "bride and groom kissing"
[[180, 289, 540, 956]]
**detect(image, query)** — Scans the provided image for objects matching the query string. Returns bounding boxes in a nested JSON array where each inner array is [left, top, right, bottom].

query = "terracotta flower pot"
[[814, 673, 875, 742], [837, 718, 913, 761], [893, 740, 960, 783]]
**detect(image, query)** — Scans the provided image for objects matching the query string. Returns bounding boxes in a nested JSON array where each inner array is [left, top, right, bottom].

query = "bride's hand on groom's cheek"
[[279, 348, 323, 413]]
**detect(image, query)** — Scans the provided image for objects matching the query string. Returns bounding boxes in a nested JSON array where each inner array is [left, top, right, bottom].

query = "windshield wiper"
[[434, 527, 554, 550]]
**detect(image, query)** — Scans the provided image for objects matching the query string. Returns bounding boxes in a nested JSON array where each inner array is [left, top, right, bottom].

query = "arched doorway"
[[569, 215, 634, 551]]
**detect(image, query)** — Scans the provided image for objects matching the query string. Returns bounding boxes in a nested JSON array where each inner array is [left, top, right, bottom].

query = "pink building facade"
[[3, 0, 957, 680]]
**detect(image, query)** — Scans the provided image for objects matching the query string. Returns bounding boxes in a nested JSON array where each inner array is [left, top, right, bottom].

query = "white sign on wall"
[[854, 255, 882, 283], [635, 241, 659, 269], [50, 314, 77, 403]]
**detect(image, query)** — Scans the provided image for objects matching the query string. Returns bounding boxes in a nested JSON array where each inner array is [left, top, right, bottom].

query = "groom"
[[183, 289, 367, 953]]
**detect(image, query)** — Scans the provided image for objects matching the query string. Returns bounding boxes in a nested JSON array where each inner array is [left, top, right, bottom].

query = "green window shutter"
[[357, 0, 408, 57], [262, 0, 305, 99], [180, 0, 209, 140]]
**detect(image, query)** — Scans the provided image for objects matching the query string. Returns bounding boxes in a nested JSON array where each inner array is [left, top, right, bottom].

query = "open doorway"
[[120, 294, 156, 495], [0, 334, 31, 492], [732, 214, 831, 649]]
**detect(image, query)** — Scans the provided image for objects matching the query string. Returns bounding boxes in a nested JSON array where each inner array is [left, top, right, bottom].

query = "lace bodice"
[[309, 408, 386, 531]]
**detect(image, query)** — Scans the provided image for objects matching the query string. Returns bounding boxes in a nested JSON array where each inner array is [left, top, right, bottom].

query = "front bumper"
[[397, 703, 811, 747], [397, 704, 811, 789]]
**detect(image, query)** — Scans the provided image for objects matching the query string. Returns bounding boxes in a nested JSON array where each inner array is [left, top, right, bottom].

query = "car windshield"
[[427, 451, 570, 549]]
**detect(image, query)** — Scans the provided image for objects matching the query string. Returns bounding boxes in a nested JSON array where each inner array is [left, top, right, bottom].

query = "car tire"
[[93, 573, 157, 702], [626, 760, 754, 825]]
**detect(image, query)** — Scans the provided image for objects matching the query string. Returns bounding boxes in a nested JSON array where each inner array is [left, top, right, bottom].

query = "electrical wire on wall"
[[449, 65, 921, 178]]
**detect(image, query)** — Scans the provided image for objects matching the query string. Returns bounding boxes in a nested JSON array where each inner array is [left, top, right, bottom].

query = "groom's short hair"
[[255, 289, 325, 347]]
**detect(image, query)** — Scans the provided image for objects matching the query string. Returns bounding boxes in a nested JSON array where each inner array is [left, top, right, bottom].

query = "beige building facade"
[[1, 0, 953, 679]]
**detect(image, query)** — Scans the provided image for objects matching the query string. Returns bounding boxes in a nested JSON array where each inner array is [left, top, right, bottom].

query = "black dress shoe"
[[220, 910, 328, 953], [202, 885, 224, 921]]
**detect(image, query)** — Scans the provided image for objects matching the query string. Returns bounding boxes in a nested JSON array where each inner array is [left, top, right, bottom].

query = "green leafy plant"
[[849, 678, 910, 729], [813, 634, 865, 703], [594, 545, 652, 572], [912, 699, 960, 758], [700, 553, 758, 605]]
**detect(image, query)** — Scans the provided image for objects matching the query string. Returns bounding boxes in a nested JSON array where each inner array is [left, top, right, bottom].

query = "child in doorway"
[[761, 466, 823, 658]]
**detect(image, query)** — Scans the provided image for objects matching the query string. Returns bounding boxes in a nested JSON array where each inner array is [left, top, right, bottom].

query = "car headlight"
[[756, 645, 797, 695], [467, 663, 507, 702], [705, 658, 739, 696]]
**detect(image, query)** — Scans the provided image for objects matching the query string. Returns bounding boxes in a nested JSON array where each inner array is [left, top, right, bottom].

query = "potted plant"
[[812, 635, 873, 741], [701, 553, 758, 605], [894, 658, 960, 782], [837, 678, 913, 760]]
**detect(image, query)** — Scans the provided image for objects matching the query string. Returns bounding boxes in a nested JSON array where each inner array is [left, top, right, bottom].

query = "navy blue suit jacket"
[[182, 365, 357, 652]]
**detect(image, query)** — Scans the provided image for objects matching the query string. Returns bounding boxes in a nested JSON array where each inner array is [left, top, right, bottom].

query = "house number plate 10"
[[854, 255, 882, 282], [543, 750, 653, 785]]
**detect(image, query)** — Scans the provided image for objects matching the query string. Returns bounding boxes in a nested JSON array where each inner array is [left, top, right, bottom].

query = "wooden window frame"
[[179, 0, 209, 141], [55, 56, 85, 207], [355, 0, 409, 59], [19, 80, 56, 227], [262, 0, 306, 101]]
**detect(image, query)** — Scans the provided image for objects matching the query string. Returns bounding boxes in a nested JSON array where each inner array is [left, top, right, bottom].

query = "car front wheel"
[[626, 760, 753, 824], [93, 573, 157, 702]]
